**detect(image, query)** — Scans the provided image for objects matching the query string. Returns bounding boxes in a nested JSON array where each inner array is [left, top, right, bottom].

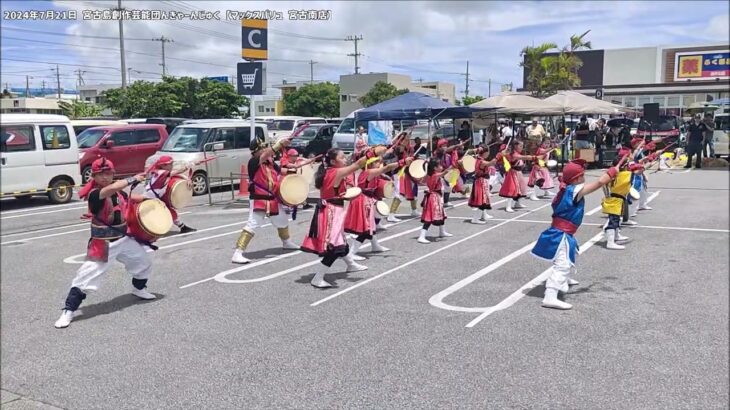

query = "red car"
[[77, 124, 169, 182]]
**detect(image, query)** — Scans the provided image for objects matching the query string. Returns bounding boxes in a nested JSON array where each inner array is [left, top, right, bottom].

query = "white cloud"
[[1, 0, 726, 97]]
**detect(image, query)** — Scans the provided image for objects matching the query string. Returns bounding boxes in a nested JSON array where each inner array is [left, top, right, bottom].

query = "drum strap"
[[95, 211, 159, 251]]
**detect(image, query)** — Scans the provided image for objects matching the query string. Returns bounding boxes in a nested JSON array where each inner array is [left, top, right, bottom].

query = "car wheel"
[[48, 178, 74, 204], [191, 172, 208, 196], [81, 166, 93, 184]]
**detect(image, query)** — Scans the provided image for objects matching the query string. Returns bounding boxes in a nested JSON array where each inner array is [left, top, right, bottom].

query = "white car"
[[713, 113, 729, 158], [1, 114, 81, 203], [257, 116, 327, 140], [146, 121, 268, 196]]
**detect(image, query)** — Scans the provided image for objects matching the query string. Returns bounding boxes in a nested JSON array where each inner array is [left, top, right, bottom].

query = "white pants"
[[245, 200, 289, 231], [545, 236, 575, 291], [638, 185, 649, 208], [71, 236, 152, 292], [393, 175, 405, 201]]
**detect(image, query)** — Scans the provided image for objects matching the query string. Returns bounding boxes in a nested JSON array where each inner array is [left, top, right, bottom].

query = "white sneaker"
[[513, 201, 526, 209], [281, 239, 300, 250], [410, 209, 421, 217], [417, 229, 430, 244], [567, 278, 580, 286], [529, 192, 540, 201], [481, 211, 493, 220], [544, 191, 556, 197], [615, 232, 630, 241], [621, 220, 638, 226], [470, 218, 487, 224], [542, 289, 572, 310], [444, 202, 455, 208], [54, 310, 74, 329], [311, 272, 332, 288], [387, 215, 401, 223], [350, 253, 366, 261], [638, 205, 652, 211], [438, 227, 453, 238], [132, 288, 156, 300], [370, 240, 389, 253], [505, 206, 515, 213], [231, 249, 251, 264], [346, 262, 368, 273]]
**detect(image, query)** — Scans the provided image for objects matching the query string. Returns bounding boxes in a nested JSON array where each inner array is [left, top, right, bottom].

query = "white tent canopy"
[[470, 92, 564, 116], [544, 90, 629, 115]]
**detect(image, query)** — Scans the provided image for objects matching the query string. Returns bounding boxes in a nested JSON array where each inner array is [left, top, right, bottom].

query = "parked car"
[[326, 117, 343, 126], [713, 113, 729, 158], [146, 121, 268, 196], [289, 124, 337, 157], [145, 117, 188, 134], [77, 124, 169, 183], [258, 116, 327, 140], [71, 119, 126, 135], [0, 114, 81, 203]]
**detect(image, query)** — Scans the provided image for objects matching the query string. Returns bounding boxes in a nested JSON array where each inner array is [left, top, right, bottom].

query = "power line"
[[0, 26, 152, 41], [345, 35, 363, 74]]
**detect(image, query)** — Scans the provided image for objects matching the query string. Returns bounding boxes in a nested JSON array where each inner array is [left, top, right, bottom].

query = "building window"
[[624, 96, 636, 108], [638, 96, 651, 106], [682, 95, 696, 106], [651, 96, 665, 107], [667, 96, 680, 107], [258, 106, 264, 113], [341, 95, 347, 102]]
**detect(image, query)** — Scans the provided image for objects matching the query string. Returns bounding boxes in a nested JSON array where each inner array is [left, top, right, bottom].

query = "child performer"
[[467, 145, 497, 224], [231, 137, 299, 264], [302, 149, 370, 288], [433, 138, 466, 208], [531, 159, 620, 310], [499, 141, 538, 213], [344, 154, 402, 261], [601, 156, 634, 250], [528, 137, 557, 200], [280, 148, 319, 210], [418, 159, 453, 244], [55, 158, 152, 328], [144, 155, 196, 233], [389, 134, 421, 222]]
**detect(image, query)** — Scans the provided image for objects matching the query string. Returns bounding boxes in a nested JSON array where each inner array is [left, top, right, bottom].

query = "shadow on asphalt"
[[73, 293, 166, 323]]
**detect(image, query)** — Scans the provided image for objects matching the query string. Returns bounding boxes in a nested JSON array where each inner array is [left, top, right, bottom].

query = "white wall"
[[603, 47, 658, 86]]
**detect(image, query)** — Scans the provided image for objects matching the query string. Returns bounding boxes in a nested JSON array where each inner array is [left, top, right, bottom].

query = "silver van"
[[146, 121, 268, 195]]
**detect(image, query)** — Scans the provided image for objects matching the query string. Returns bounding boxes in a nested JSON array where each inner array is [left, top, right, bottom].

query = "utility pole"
[[117, 0, 127, 88], [41, 80, 46, 95], [488, 79, 491, 97], [152, 36, 173, 77], [345, 35, 363, 74], [127, 67, 133, 83], [464, 60, 470, 99], [75, 69, 86, 100], [309, 60, 317, 84], [25, 76, 32, 98], [51, 64, 61, 99]]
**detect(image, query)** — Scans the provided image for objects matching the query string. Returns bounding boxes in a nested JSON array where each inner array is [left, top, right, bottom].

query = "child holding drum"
[[528, 137, 557, 201], [55, 158, 154, 329], [145, 155, 196, 233], [418, 159, 453, 244], [467, 145, 498, 224], [302, 149, 369, 288]]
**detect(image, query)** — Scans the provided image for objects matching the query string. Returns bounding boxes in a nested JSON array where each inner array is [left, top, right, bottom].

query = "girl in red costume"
[[499, 140, 537, 213], [388, 133, 421, 221], [302, 149, 369, 288], [144, 155, 196, 233], [467, 145, 498, 224], [527, 137, 557, 200], [344, 153, 402, 261], [418, 159, 453, 244]]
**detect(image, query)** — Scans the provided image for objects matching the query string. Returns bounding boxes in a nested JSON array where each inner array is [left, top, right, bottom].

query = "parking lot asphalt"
[[1, 168, 728, 409]]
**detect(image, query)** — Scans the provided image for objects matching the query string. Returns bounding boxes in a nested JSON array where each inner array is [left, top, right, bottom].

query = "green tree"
[[520, 42, 558, 97], [458, 95, 485, 106], [542, 30, 592, 94], [282, 82, 339, 117], [102, 77, 246, 118], [358, 81, 409, 107], [58, 99, 103, 119]]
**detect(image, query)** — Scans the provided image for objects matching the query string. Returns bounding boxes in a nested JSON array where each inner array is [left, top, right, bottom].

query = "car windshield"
[[409, 126, 430, 139], [638, 116, 678, 132], [337, 118, 368, 134], [716, 116, 730, 131], [266, 120, 295, 131], [298, 128, 319, 139], [77, 129, 107, 148], [161, 127, 210, 152]]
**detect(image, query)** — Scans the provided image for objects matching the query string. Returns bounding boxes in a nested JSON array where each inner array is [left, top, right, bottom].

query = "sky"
[[1, 0, 728, 98]]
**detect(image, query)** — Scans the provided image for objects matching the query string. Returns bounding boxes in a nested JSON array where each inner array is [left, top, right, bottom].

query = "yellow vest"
[[601, 171, 632, 215]]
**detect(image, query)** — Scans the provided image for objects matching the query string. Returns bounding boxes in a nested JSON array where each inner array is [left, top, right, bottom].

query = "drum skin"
[[375, 200, 390, 216], [127, 199, 173, 242], [164, 176, 193, 209], [278, 175, 309, 206], [408, 159, 427, 179]]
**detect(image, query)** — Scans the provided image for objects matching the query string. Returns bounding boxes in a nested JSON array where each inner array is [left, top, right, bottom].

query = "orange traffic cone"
[[238, 163, 249, 196]]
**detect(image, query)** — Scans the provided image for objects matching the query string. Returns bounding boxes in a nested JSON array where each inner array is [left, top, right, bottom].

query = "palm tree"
[[519, 42, 558, 97]]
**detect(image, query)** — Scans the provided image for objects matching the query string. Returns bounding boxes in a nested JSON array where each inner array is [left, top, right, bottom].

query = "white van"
[[332, 109, 368, 152], [145, 121, 268, 196], [713, 113, 729, 158], [257, 116, 327, 140], [70, 119, 126, 136], [1, 114, 81, 203]]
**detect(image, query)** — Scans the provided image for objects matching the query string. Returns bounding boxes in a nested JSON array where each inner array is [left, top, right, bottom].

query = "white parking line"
[[465, 232, 605, 327], [0, 201, 83, 215], [2, 212, 191, 246], [1, 205, 88, 220], [310, 202, 552, 307], [179, 199, 482, 289]]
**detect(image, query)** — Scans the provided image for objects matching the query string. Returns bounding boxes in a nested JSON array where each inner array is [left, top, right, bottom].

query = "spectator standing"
[[685, 114, 709, 169], [702, 113, 715, 158], [574, 116, 592, 149], [594, 118, 607, 165]]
